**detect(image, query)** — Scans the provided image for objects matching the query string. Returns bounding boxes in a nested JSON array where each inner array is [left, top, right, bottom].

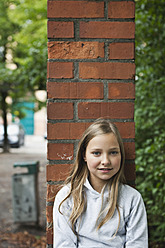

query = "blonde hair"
[[59, 119, 126, 235]]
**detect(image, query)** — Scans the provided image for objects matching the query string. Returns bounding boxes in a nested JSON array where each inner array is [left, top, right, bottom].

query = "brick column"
[[46, 0, 135, 246]]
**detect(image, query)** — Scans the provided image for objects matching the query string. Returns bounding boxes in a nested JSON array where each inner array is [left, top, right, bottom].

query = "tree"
[[135, 0, 165, 246], [9, 0, 47, 92], [0, 0, 21, 152], [0, 0, 47, 152]]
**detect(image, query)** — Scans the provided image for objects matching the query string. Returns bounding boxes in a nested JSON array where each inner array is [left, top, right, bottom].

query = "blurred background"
[[0, 0, 47, 152], [0, 0, 47, 247], [0, 0, 165, 247]]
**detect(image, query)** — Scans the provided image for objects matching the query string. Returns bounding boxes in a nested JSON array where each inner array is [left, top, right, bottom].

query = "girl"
[[53, 119, 148, 247]]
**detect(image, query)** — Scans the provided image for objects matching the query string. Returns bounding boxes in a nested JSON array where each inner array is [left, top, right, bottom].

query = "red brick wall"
[[47, 0, 135, 245]]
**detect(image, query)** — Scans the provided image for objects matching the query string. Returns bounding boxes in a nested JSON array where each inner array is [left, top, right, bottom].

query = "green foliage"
[[135, 0, 165, 245], [8, 0, 47, 92], [8, 0, 47, 91], [136, 134, 165, 243], [0, 0, 47, 151], [0, 0, 47, 114], [0, 0, 47, 94]]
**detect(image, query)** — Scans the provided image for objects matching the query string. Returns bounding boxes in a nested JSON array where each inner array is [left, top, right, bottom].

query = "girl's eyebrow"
[[109, 147, 120, 150], [90, 148, 102, 150], [90, 147, 120, 150]]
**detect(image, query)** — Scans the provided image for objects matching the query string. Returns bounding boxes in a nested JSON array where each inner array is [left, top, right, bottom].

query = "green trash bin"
[[12, 161, 39, 225]]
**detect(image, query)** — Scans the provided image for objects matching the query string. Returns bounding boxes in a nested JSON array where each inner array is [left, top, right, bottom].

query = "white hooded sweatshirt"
[[53, 179, 148, 248]]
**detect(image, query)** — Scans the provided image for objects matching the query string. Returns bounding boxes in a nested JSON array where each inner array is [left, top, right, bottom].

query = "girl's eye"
[[110, 151, 119, 155], [92, 151, 101, 156]]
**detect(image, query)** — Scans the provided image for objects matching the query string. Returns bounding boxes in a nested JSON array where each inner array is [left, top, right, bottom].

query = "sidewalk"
[[0, 135, 47, 247]]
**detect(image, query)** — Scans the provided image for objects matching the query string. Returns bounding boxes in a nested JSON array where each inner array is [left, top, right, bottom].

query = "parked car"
[[0, 123, 25, 148]]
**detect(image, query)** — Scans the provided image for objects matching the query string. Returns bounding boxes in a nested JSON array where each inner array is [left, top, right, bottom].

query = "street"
[[0, 135, 47, 247]]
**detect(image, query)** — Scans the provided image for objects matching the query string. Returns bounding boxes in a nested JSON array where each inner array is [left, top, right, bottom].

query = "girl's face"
[[84, 133, 121, 193]]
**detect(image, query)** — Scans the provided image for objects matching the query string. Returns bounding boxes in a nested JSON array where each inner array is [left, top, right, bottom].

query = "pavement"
[[0, 135, 47, 243]]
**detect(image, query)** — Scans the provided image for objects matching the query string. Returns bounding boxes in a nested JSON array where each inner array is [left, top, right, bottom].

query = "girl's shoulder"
[[55, 184, 71, 202], [54, 184, 73, 216], [119, 184, 143, 203]]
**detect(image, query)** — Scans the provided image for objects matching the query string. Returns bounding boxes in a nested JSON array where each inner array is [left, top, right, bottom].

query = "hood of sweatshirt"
[[83, 178, 110, 199]]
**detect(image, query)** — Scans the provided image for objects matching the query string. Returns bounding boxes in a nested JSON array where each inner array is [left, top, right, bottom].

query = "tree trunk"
[[1, 91, 10, 153]]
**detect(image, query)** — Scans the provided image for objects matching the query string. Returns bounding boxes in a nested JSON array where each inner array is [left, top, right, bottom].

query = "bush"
[[135, 1, 165, 245], [136, 132, 165, 244]]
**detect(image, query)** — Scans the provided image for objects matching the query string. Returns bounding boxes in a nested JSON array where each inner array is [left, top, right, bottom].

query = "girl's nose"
[[101, 154, 110, 165]]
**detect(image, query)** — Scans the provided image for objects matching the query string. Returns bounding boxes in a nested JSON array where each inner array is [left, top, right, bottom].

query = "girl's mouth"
[[98, 168, 113, 171]]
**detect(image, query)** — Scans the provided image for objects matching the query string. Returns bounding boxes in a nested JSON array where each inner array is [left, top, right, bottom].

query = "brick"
[[108, 83, 135, 99], [78, 102, 134, 119], [48, 41, 104, 60], [115, 122, 135, 139], [79, 62, 135, 80], [109, 43, 134, 60], [47, 143, 74, 161], [47, 62, 74, 79], [108, 1, 135, 19], [47, 184, 62, 203], [47, 122, 135, 140], [47, 227, 53, 245], [47, 82, 104, 99], [80, 22, 135, 39], [47, 0, 136, 245], [46, 205, 53, 223], [47, 1, 104, 18], [124, 142, 135, 160], [124, 163, 136, 181], [47, 164, 73, 181], [47, 21, 74, 38], [47, 122, 91, 140], [47, 102, 74, 120]]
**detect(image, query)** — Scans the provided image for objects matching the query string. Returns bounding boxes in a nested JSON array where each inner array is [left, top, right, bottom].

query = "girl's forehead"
[[87, 133, 120, 148]]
